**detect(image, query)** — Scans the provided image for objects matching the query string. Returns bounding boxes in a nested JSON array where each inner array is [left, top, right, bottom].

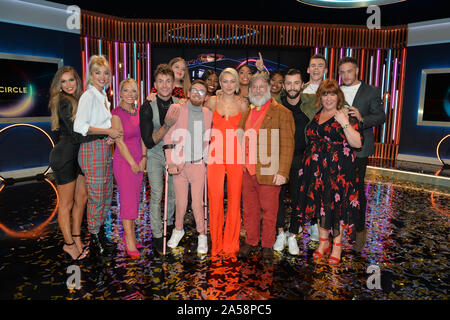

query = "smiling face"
[[220, 72, 237, 96], [307, 58, 327, 83], [188, 82, 207, 106], [90, 65, 110, 91], [154, 73, 175, 100], [338, 62, 359, 86], [60, 71, 77, 95], [283, 74, 303, 100], [270, 73, 284, 95], [120, 82, 138, 106], [238, 66, 253, 86], [171, 60, 186, 82], [206, 73, 219, 94], [321, 92, 338, 111], [249, 77, 271, 107]]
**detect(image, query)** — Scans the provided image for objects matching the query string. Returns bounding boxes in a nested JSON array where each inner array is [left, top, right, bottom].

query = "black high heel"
[[63, 241, 87, 261]]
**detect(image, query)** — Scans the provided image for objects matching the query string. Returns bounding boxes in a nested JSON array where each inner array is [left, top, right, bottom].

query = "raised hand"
[[164, 106, 180, 128], [256, 52, 265, 72]]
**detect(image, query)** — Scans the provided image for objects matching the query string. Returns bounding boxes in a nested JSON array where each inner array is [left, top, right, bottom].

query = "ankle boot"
[[98, 225, 116, 257], [89, 233, 105, 259]]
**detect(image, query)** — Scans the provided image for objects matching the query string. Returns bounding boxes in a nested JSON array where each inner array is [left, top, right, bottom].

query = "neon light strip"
[[84, 37, 89, 76], [360, 49, 365, 81], [123, 42, 127, 79], [324, 47, 328, 79], [381, 64, 386, 143], [375, 49, 380, 87], [147, 42, 150, 95], [392, 89, 399, 141], [99, 39, 102, 56], [115, 41, 119, 107], [133, 42, 137, 81], [385, 49, 392, 93], [329, 48, 334, 81], [315, 47, 319, 54], [391, 57, 398, 110], [112, 75, 116, 109], [369, 55, 374, 86]]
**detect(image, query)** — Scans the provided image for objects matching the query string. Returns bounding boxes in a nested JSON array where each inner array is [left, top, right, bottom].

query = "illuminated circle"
[[436, 134, 450, 166], [0, 123, 55, 182], [0, 85, 34, 117], [236, 59, 269, 74], [0, 178, 59, 238], [167, 25, 258, 42]]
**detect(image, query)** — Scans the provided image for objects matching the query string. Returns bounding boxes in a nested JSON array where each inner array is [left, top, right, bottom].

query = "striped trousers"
[[78, 138, 113, 234]]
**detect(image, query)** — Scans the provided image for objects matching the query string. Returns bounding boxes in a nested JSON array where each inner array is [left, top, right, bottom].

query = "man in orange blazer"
[[163, 79, 213, 255], [237, 72, 295, 264]]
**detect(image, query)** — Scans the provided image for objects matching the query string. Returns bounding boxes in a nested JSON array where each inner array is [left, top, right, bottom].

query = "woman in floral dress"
[[297, 79, 363, 265]]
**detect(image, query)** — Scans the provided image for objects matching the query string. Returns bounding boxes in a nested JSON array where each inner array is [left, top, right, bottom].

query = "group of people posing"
[[49, 53, 385, 266]]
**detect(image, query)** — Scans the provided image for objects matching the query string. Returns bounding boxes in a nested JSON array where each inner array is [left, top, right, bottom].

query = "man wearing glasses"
[[163, 80, 213, 254]]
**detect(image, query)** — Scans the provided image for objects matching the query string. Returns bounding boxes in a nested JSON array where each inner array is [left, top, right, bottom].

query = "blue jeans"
[[147, 151, 175, 238]]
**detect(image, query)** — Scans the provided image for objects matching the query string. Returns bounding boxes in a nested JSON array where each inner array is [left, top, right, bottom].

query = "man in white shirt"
[[302, 54, 328, 95], [338, 57, 386, 253]]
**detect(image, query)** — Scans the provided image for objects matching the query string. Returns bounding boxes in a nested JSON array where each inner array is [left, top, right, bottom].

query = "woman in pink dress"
[[111, 78, 147, 259]]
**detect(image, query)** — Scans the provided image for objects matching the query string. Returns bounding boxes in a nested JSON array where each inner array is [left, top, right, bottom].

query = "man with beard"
[[164, 80, 213, 254], [338, 57, 385, 253], [273, 69, 318, 255], [237, 72, 295, 264]]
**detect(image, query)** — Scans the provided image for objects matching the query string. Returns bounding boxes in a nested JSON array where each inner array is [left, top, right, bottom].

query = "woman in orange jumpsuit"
[[205, 68, 248, 258]]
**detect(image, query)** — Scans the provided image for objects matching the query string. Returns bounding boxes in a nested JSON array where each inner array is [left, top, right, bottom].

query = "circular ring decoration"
[[0, 123, 55, 182], [166, 25, 259, 42], [436, 134, 450, 167], [0, 177, 59, 238]]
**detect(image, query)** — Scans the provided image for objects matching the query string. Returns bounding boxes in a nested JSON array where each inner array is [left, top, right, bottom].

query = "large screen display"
[[0, 53, 62, 124], [417, 68, 450, 127]]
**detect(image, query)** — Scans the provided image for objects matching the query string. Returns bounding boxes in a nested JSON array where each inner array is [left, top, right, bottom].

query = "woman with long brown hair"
[[49, 66, 88, 261]]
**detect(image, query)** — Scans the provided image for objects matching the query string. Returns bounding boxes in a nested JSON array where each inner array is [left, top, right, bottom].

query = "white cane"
[[162, 144, 176, 255]]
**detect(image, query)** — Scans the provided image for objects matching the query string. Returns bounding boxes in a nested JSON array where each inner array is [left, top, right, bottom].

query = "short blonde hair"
[[85, 55, 111, 88], [118, 78, 139, 105], [219, 68, 240, 94]]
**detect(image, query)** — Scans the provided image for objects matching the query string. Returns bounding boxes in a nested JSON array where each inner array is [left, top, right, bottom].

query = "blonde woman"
[[49, 66, 88, 261], [111, 78, 146, 259], [204, 68, 248, 258], [74, 55, 122, 259]]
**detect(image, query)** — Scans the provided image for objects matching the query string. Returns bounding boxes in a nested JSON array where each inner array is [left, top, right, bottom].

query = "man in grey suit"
[[140, 64, 180, 254], [338, 57, 386, 253]]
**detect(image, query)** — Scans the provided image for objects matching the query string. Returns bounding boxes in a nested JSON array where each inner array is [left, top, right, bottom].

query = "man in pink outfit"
[[163, 79, 213, 254]]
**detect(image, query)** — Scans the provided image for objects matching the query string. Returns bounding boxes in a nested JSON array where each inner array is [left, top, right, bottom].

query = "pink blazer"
[[163, 102, 213, 170]]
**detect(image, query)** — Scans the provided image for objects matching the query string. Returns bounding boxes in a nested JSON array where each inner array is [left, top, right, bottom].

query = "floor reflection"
[[0, 172, 448, 300]]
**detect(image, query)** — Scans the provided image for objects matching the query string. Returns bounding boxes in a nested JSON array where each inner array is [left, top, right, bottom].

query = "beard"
[[286, 89, 301, 99], [249, 90, 271, 107]]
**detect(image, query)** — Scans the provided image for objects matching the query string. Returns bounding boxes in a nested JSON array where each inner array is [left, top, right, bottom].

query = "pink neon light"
[[391, 58, 398, 110], [115, 41, 119, 107], [123, 42, 127, 79], [147, 42, 150, 95], [84, 37, 89, 75], [235, 59, 269, 74], [375, 50, 380, 87]]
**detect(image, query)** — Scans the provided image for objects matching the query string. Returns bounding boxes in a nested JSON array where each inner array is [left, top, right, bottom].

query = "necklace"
[[119, 105, 137, 116]]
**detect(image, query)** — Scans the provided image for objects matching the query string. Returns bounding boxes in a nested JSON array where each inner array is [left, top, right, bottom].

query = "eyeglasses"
[[190, 88, 206, 96]]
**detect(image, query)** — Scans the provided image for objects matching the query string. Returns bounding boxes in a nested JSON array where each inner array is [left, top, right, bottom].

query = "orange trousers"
[[207, 162, 243, 257]]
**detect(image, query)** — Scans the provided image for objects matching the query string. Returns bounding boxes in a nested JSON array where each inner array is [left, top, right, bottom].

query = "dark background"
[[53, 0, 448, 26]]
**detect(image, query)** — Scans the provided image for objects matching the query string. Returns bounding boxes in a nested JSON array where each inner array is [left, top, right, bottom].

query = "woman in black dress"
[[297, 79, 363, 265], [49, 66, 88, 261]]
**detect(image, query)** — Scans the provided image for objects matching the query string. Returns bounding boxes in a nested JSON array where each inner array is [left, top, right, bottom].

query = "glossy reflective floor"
[[0, 170, 448, 300]]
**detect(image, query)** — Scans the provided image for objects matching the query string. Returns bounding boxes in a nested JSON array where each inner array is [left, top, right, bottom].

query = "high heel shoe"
[[123, 236, 140, 259], [63, 241, 87, 261], [313, 237, 331, 260], [328, 242, 342, 265]]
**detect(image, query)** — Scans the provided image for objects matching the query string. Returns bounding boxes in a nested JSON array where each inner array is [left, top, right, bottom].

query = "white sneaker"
[[167, 228, 184, 248], [287, 235, 300, 255], [309, 224, 319, 242], [273, 231, 287, 252], [197, 234, 208, 254]]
